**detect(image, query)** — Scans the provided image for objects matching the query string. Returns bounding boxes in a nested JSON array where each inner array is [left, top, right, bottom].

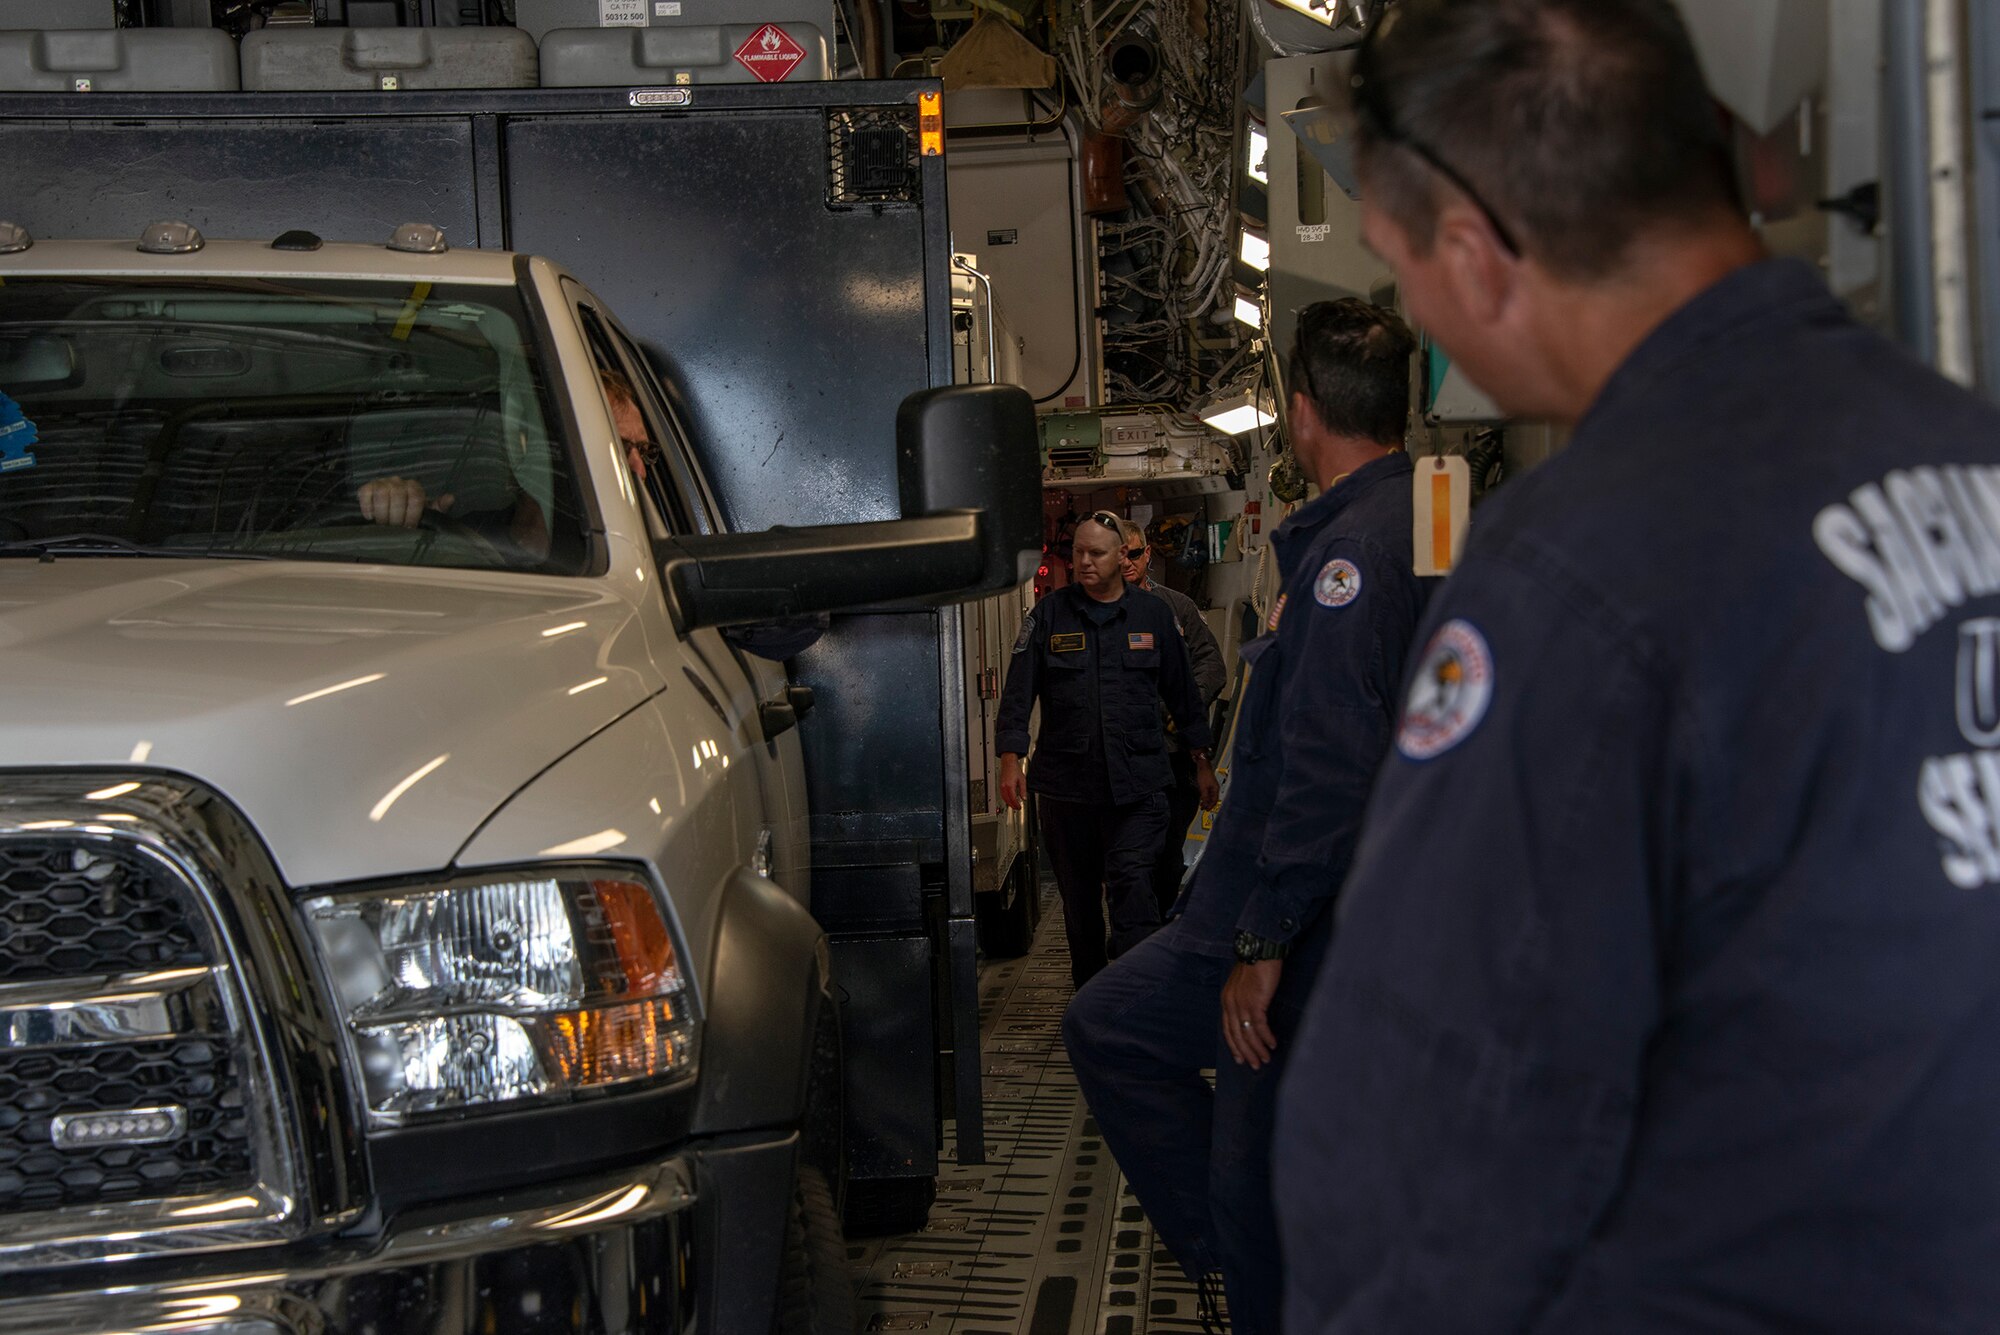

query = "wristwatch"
[[1189, 748, 1212, 764], [1233, 931, 1291, 963]]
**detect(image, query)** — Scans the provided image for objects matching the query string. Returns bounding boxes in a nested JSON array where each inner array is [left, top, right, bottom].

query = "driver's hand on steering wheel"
[[358, 477, 454, 529]]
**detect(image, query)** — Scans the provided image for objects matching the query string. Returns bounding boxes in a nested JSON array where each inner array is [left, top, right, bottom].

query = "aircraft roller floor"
[[849, 882, 1218, 1335]]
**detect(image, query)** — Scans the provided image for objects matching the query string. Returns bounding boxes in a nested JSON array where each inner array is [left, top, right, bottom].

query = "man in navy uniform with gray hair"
[[1115, 516, 1227, 915], [1275, 2, 2000, 1331]]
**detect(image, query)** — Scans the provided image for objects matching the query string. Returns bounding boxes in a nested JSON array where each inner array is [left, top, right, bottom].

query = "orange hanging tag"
[[1413, 455, 1470, 577]]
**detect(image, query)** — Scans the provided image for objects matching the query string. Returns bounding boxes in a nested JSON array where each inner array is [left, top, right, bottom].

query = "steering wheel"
[[289, 501, 510, 564]]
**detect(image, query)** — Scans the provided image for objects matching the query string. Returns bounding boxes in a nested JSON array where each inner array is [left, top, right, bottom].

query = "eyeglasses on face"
[[1124, 547, 1147, 561], [1351, 13, 1522, 258]]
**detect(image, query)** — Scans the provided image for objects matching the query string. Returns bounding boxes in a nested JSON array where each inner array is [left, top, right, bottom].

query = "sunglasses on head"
[[1351, 12, 1522, 258]]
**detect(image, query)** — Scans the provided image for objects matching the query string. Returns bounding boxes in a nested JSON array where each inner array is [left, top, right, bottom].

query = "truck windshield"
[[0, 275, 590, 573]]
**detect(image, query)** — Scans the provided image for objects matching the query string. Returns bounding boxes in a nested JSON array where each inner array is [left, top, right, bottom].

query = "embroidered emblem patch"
[[1012, 610, 1036, 654], [1398, 619, 1494, 761], [1128, 632, 1155, 650], [1315, 559, 1362, 608], [1049, 632, 1086, 654], [1266, 594, 1288, 633]]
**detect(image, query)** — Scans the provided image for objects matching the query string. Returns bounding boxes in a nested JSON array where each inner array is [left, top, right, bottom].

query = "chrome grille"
[[0, 841, 205, 983], [0, 780, 305, 1270], [0, 1034, 252, 1212]]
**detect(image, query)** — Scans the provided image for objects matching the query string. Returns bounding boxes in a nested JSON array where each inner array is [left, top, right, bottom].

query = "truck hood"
[[0, 559, 664, 887]]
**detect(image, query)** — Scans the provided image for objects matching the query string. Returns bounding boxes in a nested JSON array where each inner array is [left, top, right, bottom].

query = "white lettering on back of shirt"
[[1817, 466, 2000, 887]]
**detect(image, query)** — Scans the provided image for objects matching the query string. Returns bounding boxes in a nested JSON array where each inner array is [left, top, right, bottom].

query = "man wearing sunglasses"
[[1116, 518, 1229, 913], [1065, 299, 1433, 1335], [1273, 3, 2000, 1333], [996, 511, 1216, 988]]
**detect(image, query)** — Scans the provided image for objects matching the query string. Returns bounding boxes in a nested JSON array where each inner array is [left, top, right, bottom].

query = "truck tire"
[[842, 1175, 939, 1237], [772, 1165, 853, 1335]]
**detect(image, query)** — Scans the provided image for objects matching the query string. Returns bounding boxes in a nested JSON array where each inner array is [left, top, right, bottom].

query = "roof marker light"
[[0, 222, 31, 254], [388, 222, 448, 255], [138, 221, 204, 255], [272, 229, 323, 252]]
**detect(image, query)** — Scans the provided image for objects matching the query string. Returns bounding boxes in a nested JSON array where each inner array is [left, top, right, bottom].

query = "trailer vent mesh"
[[827, 107, 919, 209]]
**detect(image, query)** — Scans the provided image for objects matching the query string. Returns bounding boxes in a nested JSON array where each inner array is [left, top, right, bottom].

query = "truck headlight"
[[302, 869, 697, 1125]]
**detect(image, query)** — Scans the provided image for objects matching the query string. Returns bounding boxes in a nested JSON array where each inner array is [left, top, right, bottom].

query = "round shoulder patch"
[[1397, 619, 1494, 761], [1012, 608, 1037, 654], [1315, 558, 1362, 609]]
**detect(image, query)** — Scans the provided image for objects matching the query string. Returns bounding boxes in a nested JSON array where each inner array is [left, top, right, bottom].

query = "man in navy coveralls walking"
[[996, 512, 1217, 988]]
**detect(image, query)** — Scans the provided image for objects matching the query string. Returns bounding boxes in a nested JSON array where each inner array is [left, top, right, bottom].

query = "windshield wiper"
[[0, 533, 275, 561]]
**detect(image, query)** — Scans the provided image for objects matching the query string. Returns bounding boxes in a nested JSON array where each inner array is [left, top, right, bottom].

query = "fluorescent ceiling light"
[[1200, 392, 1276, 436], [1234, 295, 1262, 328], [1246, 126, 1269, 186], [1239, 231, 1270, 271]]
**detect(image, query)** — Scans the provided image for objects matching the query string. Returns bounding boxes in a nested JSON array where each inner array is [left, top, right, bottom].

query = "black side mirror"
[[659, 384, 1038, 632], [896, 383, 1042, 590]]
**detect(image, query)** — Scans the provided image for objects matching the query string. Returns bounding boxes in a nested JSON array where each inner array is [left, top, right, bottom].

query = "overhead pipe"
[[1082, 34, 1161, 215], [854, 0, 886, 79], [1098, 34, 1161, 137]]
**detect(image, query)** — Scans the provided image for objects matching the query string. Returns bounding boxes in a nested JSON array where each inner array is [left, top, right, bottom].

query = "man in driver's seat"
[[356, 461, 549, 561], [356, 368, 656, 559]]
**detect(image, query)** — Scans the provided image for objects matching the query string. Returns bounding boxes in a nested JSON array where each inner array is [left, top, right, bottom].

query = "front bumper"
[[0, 1149, 739, 1335]]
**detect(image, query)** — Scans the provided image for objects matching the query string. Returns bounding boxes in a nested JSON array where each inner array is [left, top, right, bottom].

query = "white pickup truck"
[[0, 222, 1034, 1335]]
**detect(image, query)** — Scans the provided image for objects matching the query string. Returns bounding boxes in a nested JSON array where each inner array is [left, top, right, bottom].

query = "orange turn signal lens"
[[541, 996, 690, 1089], [919, 90, 944, 158], [590, 877, 681, 995]]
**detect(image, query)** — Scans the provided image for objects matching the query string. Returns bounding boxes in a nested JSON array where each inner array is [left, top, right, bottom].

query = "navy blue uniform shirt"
[[1276, 260, 2000, 1334], [1143, 579, 1229, 709], [997, 582, 1213, 805], [1175, 451, 1436, 959]]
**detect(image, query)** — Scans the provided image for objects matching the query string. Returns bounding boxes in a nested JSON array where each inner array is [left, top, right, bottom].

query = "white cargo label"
[[656, 1, 681, 13], [600, 0, 647, 24]]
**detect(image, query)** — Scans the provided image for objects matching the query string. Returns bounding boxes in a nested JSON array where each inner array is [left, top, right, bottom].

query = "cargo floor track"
[[850, 879, 1217, 1335]]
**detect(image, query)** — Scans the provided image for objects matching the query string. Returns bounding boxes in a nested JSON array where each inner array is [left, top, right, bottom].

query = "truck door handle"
[[759, 699, 799, 740], [759, 686, 815, 740]]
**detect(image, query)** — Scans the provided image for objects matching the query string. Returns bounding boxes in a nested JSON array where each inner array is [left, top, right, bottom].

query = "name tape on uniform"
[[1413, 455, 1471, 577], [1050, 633, 1086, 654]]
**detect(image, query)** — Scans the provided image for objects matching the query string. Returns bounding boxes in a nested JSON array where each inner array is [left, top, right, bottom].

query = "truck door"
[[596, 302, 812, 898], [567, 288, 789, 898]]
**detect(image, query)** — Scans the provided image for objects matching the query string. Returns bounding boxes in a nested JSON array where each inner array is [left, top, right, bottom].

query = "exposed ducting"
[[1098, 34, 1160, 137]]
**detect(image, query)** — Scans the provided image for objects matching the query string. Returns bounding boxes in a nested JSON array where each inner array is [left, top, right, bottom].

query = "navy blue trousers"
[[1038, 792, 1168, 989], [1063, 920, 1307, 1335], [1153, 748, 1201, 917]]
